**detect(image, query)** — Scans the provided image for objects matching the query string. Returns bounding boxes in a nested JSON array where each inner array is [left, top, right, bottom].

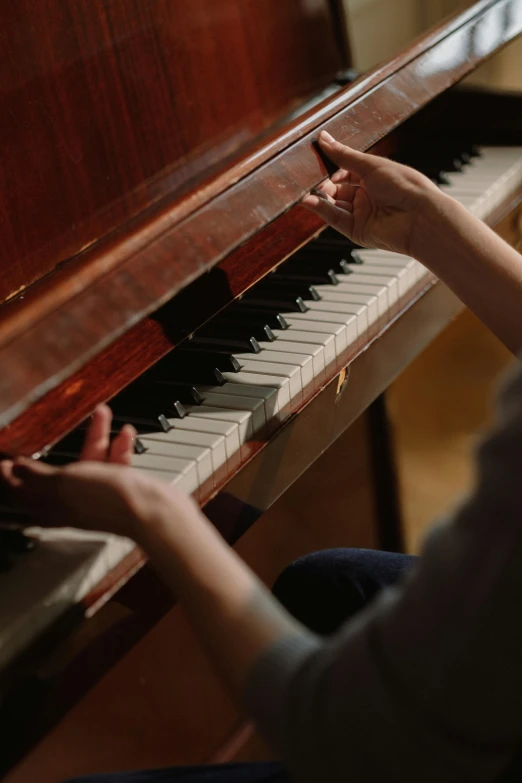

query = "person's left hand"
[[0, 406, 199, 540], [76, 403, 136, 465]]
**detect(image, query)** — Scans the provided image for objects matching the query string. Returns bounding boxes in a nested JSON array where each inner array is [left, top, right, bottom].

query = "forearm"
[[135, 501, 306, 700], [413, 192, 522, 355]]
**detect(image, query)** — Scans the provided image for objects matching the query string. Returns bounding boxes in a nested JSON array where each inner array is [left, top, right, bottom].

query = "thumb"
[[317, 131, 378, 177]]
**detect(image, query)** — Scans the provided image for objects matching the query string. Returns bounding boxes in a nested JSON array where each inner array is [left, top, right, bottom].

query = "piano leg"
[[367, 394, 405, 554]]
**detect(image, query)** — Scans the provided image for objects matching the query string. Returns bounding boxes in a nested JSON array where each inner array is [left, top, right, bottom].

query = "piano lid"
[[0, 0, 521, 431]]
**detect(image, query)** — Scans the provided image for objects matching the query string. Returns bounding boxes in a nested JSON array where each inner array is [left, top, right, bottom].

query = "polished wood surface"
[[1, 0, 521, 432], [0, 0, 341, 305]]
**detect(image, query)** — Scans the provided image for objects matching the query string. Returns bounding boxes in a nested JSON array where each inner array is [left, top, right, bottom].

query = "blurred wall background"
[[343, 0, 522, 90]]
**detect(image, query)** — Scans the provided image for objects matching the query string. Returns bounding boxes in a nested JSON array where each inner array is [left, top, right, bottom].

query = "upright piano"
[[0, 0, 522, 774]]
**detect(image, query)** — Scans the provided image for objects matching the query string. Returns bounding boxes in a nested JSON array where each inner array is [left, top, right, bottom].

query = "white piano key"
[[139, 437, 214, 485], [220, 372, 291, 410], [273, 327, 336, 365], [285, 315, 353, 355], [336, 272, 399, 308], [224, 363, 300, 399], [199, 391, 266, 437], [138, 426, 227, 474], [180, 410, 242, 458], [329, 279, 389, 319], [349, 262, 410, 298], [355, 257, 416, 296], [304, 299, 368, 336], [198, 382, 286, 421], [185, 405, 252, 447], [234, 351, 315, 388], [286, 305, 359, 344], [258, 338, 326, 374], [133, 453, 199, 494], [314, 286, 379, 327]]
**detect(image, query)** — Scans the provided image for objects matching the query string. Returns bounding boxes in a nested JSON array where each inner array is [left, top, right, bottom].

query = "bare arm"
[[0, 432, 307, 702], [304, 131, 522, 354]]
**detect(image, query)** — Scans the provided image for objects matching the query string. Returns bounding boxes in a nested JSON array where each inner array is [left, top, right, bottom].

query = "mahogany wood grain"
[[0, 0, 520, 431], [0, 0, 342, 305]]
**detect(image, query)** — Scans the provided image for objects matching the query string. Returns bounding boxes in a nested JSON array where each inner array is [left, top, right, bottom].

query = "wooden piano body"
[[0, 0, 522, 776]]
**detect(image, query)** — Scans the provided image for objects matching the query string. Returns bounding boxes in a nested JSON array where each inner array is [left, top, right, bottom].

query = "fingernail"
[[319, 130, 335, 144]]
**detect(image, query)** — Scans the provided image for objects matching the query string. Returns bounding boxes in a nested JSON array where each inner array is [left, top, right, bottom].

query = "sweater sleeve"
[[245, 360, 522, 783]]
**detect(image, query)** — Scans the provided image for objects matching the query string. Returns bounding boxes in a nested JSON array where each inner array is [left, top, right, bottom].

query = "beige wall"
[[343, 0, 522, 91], [343, 0, 421, 71]]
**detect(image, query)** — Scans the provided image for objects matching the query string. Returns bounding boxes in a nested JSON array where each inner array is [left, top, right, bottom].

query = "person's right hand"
[[302, 131, 443, 257]]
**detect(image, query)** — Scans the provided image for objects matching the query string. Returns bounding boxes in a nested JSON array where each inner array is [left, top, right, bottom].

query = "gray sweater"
[[246, 360, 522, 782]]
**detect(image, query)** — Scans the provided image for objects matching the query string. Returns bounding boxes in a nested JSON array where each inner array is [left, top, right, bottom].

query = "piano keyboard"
[[0, 144, 521, 671], [121, 145, 522, 495]]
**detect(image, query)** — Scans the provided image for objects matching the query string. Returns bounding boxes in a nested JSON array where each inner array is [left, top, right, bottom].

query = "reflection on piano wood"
[[0, 0, 522, 775]]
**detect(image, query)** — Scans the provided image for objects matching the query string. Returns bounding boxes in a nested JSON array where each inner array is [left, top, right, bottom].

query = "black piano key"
[[214, 310, 288, 332], [149, 363, 225, 387], [306, 243, 363, 268], [134, 380, 205, 406], [200, 321, 276, 343], [274, 262, 340, 285], [0, 507, 32, 525], [0, 526, 36, 553], [253, 278, 321, 301], [134, 437, 148, 454], [153, 352, 227, 379], [42, 452, 75, 466], [110, 396, 178, 427], [173, 346, 242, 373], [112, 415, 175, 434], [234, 297, 308, 314], [115, 382, 200, 411], [190, 335, 262, 353]]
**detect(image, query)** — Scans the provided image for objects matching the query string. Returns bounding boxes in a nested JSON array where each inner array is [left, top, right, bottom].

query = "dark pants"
[[65, 549, 416, 783]]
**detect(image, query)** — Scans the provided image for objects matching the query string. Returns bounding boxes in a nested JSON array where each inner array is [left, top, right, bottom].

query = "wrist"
[[129, 484, 206, 551], [410, 189, 470, 265]]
